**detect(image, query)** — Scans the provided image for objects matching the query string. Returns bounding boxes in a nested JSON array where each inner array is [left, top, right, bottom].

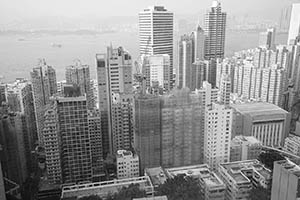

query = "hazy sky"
[[0, 0, 296, 22]]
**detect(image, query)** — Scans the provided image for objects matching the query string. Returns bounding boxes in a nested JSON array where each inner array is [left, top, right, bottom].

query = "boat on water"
[[17, 38, 25, 41], [51, 43, 62, 48]]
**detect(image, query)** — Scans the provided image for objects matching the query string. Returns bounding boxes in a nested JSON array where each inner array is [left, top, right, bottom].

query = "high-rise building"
[[190, 60, 207, 90], [177, 34, 194, 89], [142, 54, 170, 91], [96, 46, 133, 157], [193, 25, 205, 61], [204, 103, 232, 169], [88, 110, 104, 181], [259, 28, 276, 49], [219, 74, 231, 106], [116, 150, 139, 179], [55, 96, 92, 183], [6, 80, 37, 150], [231, 102, 291, 147], [271, 160, 300, 200], [111, 93, 134, 153], [230, 136, 262, 162], [204, 0, 226, 60], [219, 160, 271, 200], [139, 6, 174, 87], [65, 60, 94, 109], [43, 108, 62, 184], [279, 6, 292, 32], [30, 59, 57, 146], [231, 61, 287, 107], [0, 113, 30, 185], [134, 93, 161, 172], [160, 88, 202, 167], [0, 84, 6, 106], [206, 59, 218, 88], [287, 3, 300, 45], [0, 162, 6, 200]]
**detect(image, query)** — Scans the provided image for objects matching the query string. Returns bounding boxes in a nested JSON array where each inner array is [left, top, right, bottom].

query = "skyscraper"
[[204, 103, 232, 169], [88, 109, 104, 181], [142, 54, 170, 91], [139, 6, 174, 87], [55, 96, 92, 183], [96, 46, 133, 156], [0, 162, 6, 200], [193, 25, 205, 61], [111, 93, 134, 153], [259, 28, 276, 50], [134, 93, 161, 172], [177, 34, 194, 89], [30, 59, 57, 146], [219, 74, 231, 106], [160, 88, 203, 167], [204, 0, 226, 60], [287, 3, 300, 45], [65, 60, 94, 109], [43, 108, 62, 184]]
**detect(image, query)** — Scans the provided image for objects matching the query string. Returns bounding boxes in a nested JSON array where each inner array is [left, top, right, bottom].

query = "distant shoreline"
[[0, 29, 117, 36]]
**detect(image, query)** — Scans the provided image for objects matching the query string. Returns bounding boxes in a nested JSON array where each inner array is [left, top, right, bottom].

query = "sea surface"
[[0, 31, 288, 82]]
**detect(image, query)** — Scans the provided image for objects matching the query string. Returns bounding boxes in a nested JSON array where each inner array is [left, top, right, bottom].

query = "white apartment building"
[[117, 150, 139, 179], [204, 103, 232, 169]]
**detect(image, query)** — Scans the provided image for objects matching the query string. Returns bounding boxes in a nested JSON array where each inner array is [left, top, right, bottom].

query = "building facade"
[[204, 0, 226, 60], [230, 136, 262, 162], [271, 160, 300, 200], [204, 103, 232, 169], [30, 59, 57, 146], [139, 6, 174, 87], [116, 150, 139, 179], [231, 102, 291, 147], [219, 160, 271, 200]]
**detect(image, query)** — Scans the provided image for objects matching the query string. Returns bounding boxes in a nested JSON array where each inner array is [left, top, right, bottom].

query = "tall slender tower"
[[177, 34, 194, 89], [204, 0, 226, 60], [96, 46, 133, 157], [287, 3, 300, 45], [30, 59, 57, 146], [139, 6, 174, 87], [193, 25, 205, 61]]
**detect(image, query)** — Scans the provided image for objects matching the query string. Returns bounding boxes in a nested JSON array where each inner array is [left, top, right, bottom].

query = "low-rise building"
[[61, 176, 154, 199], [284, 134, 300, 157], [218, 160, 271, 200], [165, 165, 226, 200], [230, 136, 262, 162], [231, 102, 291, 147], [146, 164, 226, 200], [117, 150, 139, 179]]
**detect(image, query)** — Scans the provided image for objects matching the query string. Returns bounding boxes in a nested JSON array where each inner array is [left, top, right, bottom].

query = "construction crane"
[[133, 36, 151, 84]]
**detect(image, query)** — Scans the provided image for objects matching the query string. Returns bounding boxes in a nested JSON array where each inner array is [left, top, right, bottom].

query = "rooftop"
[[145, 167, 167, 187], [231, 136, 262, 146], [275, 160, 300, 175], [61, 176, 153, 199], [220, 160, 271, 184], [165, 164, 225, 188], [133, 196, 168, 200], [231, 102, 288, 121]]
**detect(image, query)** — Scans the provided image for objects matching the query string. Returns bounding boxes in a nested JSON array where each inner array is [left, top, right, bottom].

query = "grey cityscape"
[[1, 0, 300, 200]]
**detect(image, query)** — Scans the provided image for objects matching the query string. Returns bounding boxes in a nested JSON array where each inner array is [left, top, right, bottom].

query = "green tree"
[[107, 183, 147, 200], [79, 195, 103, 200], [250, 186, 270, 200], [157, 175, 203, 200], [258, 150, 285, 170]]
